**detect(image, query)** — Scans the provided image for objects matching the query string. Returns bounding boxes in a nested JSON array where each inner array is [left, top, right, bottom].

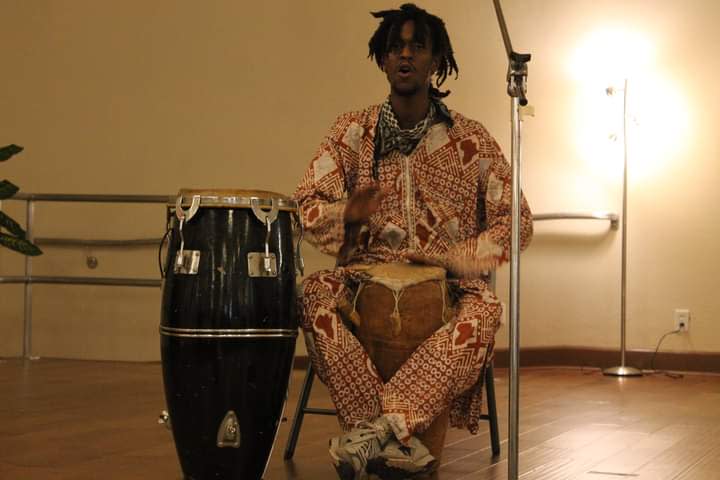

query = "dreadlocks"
[[368, 3, 459, 98]]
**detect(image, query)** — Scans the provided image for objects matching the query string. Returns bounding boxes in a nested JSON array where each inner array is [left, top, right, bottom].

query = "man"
[[294, 4, 533, 479]]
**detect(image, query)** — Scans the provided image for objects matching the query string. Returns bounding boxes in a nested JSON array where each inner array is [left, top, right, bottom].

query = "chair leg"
[[283, 363, 317, 460], [485, 364, 501, 457]]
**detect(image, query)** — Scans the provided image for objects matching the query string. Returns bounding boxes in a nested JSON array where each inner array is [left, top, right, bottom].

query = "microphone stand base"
[[602, 365, 643, 377]]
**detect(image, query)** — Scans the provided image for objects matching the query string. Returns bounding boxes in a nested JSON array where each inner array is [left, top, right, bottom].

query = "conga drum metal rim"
[[171, 188, 298, 211], [159, 326, 298, 338]]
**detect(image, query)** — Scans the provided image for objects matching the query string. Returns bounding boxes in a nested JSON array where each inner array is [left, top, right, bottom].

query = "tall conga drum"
[[160, 189, 303, 480], [351, 263, 452, 467]]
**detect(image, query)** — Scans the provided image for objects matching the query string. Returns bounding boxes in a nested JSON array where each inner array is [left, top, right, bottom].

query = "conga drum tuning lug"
[[295, 255, 305, 277]]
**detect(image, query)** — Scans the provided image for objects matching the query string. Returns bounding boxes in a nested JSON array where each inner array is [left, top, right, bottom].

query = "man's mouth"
[[398, 64, 413, 77]]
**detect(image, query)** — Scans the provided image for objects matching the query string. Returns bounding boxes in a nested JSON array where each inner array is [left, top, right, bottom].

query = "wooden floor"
[[2, 359, 720, 480]]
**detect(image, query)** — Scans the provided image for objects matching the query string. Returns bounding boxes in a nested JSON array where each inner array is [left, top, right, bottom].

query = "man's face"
[[383, 20, 438, 97]]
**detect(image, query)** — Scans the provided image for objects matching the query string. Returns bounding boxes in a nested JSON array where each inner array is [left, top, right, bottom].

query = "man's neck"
[[390, 91, 430, 129]]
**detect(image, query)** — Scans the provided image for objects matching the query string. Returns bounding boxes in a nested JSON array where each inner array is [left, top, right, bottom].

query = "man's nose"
[[400, 44, 413, 59]]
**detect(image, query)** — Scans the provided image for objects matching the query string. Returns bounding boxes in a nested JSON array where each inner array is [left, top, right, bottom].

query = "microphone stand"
[[491, 1, 530, 479]]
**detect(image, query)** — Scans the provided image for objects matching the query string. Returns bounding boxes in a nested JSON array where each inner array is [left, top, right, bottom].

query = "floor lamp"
[[603, 78, 643, 377]]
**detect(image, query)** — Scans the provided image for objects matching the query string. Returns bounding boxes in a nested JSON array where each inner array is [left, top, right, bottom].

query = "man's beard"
[[391, 80, 429, 97]]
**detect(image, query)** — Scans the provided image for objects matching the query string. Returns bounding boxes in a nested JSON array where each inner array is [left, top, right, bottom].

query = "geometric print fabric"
[[293, 103, 533, 436]]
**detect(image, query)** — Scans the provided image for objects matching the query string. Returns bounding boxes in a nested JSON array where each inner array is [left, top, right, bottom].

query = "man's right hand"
[[344, 184, 385, 224], [337, 184, 384, 266]]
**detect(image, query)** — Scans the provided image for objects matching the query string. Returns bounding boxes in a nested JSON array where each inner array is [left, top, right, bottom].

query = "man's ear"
[[431, 57, 440, 75]]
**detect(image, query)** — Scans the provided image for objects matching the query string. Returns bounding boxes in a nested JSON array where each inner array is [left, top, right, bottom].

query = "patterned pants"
[[300, 267, 502, 439]]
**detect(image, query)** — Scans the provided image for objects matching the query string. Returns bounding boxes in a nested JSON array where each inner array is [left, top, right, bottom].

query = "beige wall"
[[1, 0, 717, 361]]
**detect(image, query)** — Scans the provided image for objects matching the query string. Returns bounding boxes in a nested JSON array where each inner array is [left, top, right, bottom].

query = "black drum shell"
[[160, 204, 298, 480], [161, 206, 297, 331], [161, 336, 295, 479]]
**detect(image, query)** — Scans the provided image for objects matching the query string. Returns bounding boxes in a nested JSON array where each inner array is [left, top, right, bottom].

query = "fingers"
[[338, 223, 363, 266], [337, 242, 354, 266], [446, 254, 499, 278], [404, 250, 444, 268], [344, 184, 385, 224], [366, 187, 385, 211], [405, 251, 427, 263]]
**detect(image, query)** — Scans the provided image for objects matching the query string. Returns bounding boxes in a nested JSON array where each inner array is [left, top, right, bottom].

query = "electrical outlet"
[[673, 309, 690, 332]]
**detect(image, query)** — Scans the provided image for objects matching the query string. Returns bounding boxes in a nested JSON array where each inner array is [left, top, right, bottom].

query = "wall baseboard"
[[293, 347, 720, 374], [491, 347, 720, 373]]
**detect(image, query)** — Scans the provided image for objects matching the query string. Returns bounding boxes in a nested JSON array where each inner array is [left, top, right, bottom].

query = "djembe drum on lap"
[[350, 263, 453, 464]]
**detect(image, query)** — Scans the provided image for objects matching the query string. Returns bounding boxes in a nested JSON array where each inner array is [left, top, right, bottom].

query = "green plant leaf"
[[0, 180, 20, 199], [0, 144, 23, 162], [0, 233, 42, 256], [0, 211, 26, 238]]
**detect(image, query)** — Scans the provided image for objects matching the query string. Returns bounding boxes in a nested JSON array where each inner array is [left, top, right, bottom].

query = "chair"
[[283, 361, 501, 459]]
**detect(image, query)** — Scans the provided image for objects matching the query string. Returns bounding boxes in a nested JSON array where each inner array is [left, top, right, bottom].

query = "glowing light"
[[569, 28, 655, 85], [625, 76, 689, 182], [569, 27, 690, 184]]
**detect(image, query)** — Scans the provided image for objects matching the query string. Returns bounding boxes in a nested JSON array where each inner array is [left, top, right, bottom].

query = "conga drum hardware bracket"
[[173, 195, 202, 275], [217, 410, 242, 449], [173, 216, 200, 275], [158, 410, 172, 430], [250, 198, 280, 276], [248, 251, 277, 277], [174, 248, 201, 275], [174, 195, 200, 223], [263, 218, 273, 273], [244, 218, 278, 277], [250, 197, 279, 225], [293, 207, 305, 276]]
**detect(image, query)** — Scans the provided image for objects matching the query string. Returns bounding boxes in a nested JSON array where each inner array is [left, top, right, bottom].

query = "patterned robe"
[[294, 104, 533, 439]]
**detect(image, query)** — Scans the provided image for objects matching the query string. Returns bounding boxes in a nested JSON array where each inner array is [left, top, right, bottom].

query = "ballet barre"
[[0, 192, 618, 363], [0, 192, 170, 358]]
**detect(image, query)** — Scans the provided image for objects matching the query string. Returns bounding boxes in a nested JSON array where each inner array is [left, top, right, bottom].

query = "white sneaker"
[[366, 436, 437, 479], [329, 417, 393, 480]]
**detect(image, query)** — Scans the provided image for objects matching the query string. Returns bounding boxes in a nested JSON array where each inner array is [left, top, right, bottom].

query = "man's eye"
[[414, 43, 426, 50]]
